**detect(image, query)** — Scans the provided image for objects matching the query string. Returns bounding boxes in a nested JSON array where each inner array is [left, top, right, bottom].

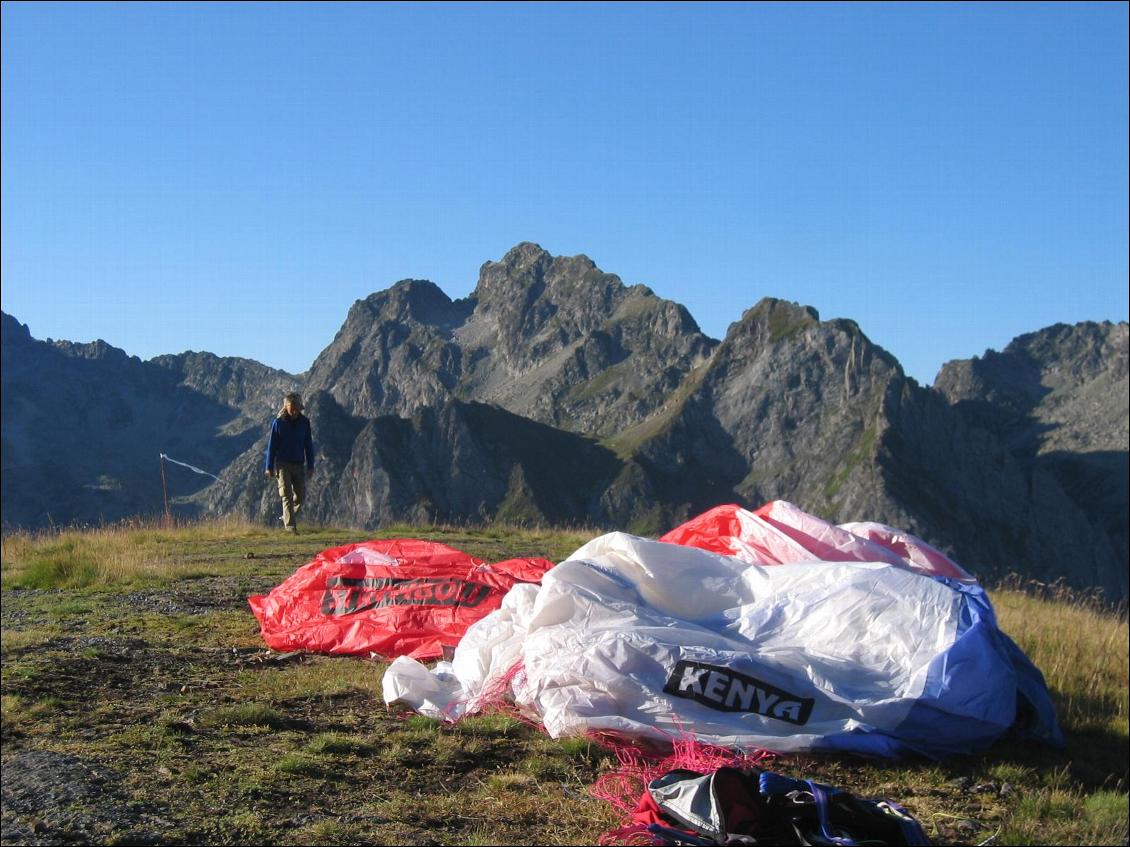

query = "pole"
[[159, 453, 172, 527]]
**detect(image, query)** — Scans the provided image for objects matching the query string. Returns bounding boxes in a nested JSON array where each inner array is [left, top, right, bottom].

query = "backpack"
[[631, 766, 931, 846]]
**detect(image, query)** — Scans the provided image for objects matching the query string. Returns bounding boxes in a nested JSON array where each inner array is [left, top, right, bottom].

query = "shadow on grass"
[[962, 729, 1128, 792], [200, 703, 315, 732]]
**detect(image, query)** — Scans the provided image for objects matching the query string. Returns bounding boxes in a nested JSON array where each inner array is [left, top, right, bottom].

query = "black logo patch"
[[321, 576, 493, 616], [663, 659, 815, 726]]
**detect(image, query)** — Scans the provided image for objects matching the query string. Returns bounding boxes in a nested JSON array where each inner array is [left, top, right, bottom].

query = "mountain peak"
[[750, 297, 821, 322], [727, 298, 821, 343], [52, 337, 136, 365], [477, 243, 605, 290], [1, 311, 34, 349], [497, 241, 555, 268], [354, 278, 460, 327], [1001, 320, 1129, 382], [471, 246, 624, 337]]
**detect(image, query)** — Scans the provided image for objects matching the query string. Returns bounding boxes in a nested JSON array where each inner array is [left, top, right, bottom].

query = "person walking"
[[265, 392, 315, 533]]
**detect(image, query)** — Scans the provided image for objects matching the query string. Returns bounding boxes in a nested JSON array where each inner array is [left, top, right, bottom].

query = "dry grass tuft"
[[993, 587, 1128, 734]]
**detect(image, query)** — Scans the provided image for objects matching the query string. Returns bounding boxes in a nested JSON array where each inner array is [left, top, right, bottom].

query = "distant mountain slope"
[[204, 392, 645, 530], [935, 321, 1129, 595], [0, 312, 297, 527], [3, 245, 1126, 599], [610, 299, 1121, 595], [150, 350, 300, 421]]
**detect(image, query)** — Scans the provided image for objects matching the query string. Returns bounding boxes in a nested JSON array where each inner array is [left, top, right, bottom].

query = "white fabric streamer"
[[160, 453, 221, 481]]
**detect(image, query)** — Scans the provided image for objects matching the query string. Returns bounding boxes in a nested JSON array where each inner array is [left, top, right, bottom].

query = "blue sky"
[[2, 2, 1126, 385]]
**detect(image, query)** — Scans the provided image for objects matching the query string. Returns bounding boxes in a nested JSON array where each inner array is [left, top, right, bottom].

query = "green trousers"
[[275, 462, 307, 530]]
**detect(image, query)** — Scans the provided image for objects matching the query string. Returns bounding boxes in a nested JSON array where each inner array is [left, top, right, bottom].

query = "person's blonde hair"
[[279, 392, 304, 416]]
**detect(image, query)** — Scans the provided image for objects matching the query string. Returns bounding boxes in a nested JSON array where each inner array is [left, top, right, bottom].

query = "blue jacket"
[[265, 413, 315, 471]]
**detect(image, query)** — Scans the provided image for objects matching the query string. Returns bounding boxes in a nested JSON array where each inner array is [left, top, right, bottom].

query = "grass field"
[[1, 518, 1126, 845]]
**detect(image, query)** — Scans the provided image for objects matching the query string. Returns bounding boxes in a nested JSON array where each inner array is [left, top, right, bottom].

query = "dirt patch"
[[114, 576, 281, 617], [1, 750, 170, 845]]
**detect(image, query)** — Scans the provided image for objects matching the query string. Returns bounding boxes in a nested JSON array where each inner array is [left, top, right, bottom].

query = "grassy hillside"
[[2, 519, 1126, 846]]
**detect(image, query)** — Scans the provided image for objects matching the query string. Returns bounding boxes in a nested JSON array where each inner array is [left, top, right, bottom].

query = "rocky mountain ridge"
[[3, 244, 1126, 599], [303, 243, 717, 437], [1, 312, 298, 526]]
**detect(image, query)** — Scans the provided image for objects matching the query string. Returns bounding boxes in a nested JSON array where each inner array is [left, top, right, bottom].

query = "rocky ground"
[[2, 577, 276, 845], [0, 565, 621, 846]]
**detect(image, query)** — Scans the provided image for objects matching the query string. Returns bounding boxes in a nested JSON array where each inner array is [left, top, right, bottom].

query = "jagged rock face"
[[463, 245, 717, 436], [934, 321, 1129, 597], [702, 301, 898, 512], [468, 243, 620, 367], [612, 300, 900, 521], [206, 391, 636, 529], [0, 312, 297, 528], [879, 378, 1120, 595], [302, 243, 717, 437], [611, 299, 1123, 596], [935, 321, 1129, 455], [302, 280, 469, 420]]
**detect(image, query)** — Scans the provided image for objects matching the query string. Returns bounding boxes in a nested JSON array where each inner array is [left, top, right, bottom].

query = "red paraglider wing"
[[248, 539, 554, 660]]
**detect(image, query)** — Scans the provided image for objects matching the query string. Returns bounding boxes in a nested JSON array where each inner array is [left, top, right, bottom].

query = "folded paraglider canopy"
[[383, 502, 1063, 759]]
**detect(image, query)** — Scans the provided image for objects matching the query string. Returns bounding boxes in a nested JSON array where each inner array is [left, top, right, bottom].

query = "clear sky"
[[2, 2, 1127, 385]]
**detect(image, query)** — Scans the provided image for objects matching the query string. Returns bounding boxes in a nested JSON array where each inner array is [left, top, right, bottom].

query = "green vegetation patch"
[[276, 752, 323, 776], [200, 703, 289, 729], [232, 656, 379, 702], [286, 819, 369, 846], [568, 361, 628, 403], [824, 423, 878, 500], [401, 714, 443, 734], [452, 712, 525, 738], [0, 625, 64, 655], [306, 731, 374, 756], [6, 542, 102, 589], [743, 299, 819, 344], [607, 360, 713, 459]]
